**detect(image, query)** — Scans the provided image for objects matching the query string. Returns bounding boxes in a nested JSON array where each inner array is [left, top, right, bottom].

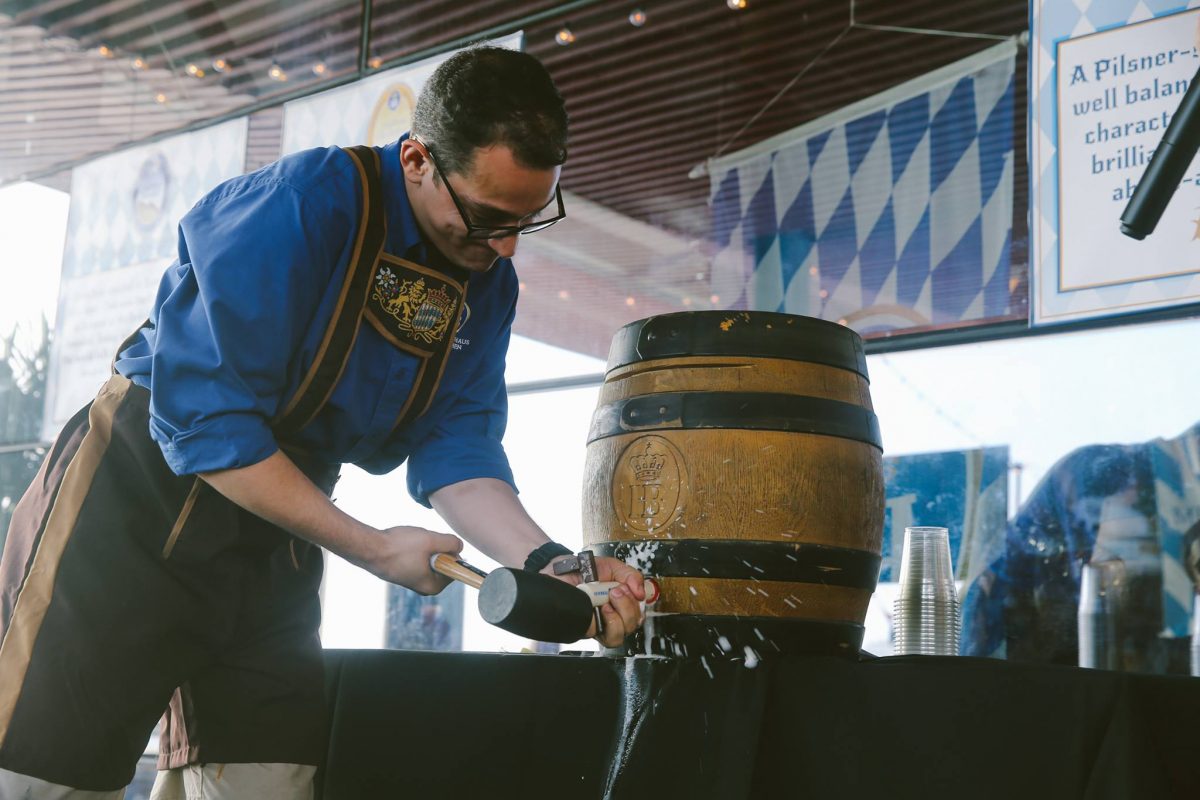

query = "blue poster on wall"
[[386, 582, 465, 652], [881, 446, 1010, 585]]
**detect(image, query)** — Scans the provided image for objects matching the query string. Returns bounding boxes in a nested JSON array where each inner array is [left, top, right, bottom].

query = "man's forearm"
[[200, 450, 382, 570], [430, 477, 648, 646], [428, 477, 551, 568]]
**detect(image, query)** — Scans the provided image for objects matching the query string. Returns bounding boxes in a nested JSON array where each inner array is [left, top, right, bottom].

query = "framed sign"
[[1032, 2, 1200, 325]]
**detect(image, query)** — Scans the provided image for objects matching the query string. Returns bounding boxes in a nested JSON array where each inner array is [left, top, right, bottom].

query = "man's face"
[[401, 139, 560, 273]]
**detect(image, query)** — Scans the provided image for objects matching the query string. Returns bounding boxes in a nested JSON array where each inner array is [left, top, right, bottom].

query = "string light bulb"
[[727, 0, 748, 9], [130, 56, 146, 70], [97, 44, 114, 58], [268, 63, 287, 81], [185, 63, 205, 78], [212, 58, 229, 72], [368, 56, 383, 69], [625, 296, 637, 306], [312, 61, 328, 76], [629, 9, 647, 27], [154, 92, 168, 104], [555, 26, 576, 46]]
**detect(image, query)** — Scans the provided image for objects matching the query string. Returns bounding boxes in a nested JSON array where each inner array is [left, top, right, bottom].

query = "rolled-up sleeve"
[[149, 175, 353, 475], [405, 299, 518, 507]]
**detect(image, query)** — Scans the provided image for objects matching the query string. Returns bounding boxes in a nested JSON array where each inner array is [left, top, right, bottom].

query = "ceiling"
[[0, 0, 1030, 357]]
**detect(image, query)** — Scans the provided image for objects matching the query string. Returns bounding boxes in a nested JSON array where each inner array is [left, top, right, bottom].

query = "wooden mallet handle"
[[430, 553, 487, 589]]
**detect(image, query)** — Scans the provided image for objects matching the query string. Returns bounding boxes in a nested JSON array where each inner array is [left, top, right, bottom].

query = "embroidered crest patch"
[[366, 254, 466, 354]]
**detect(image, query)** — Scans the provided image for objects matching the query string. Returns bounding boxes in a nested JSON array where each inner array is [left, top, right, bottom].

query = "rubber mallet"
[[430, 553, 595, 642]]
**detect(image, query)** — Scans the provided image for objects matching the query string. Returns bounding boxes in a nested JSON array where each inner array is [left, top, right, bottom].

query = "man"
[[0, 46, 646, 799]]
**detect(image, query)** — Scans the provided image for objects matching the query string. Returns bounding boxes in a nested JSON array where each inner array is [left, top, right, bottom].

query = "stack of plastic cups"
[[892, 526, 960, 656]]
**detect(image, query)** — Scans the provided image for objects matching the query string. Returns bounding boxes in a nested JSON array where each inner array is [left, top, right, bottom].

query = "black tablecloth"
[[319, 650, 1200, 799]]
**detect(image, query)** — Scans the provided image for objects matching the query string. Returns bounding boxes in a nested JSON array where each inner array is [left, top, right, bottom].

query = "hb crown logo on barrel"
[[612, 436, 687, 533]]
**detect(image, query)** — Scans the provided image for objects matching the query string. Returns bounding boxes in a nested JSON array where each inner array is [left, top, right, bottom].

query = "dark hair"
[[411, 46, 569, 176]]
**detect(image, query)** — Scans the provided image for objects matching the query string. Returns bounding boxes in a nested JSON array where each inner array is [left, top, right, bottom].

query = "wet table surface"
[[319, 649, 1200, 800]]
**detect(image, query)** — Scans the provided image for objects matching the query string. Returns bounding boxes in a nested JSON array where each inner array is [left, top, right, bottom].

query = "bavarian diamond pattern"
[[1150, 430, 1200, 637], [61, 119, 249, 278], [708, 48, 1016, 335]]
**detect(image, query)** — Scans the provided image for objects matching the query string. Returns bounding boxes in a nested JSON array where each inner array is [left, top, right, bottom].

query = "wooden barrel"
[[582, 311, 884, 659]]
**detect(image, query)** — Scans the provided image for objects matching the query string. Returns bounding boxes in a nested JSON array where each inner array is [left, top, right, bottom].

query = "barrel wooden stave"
[[583, 311, 884, 657], [599, 355, 874, 410], [652, 576, 873, 621], [583, 428, 883, 553]]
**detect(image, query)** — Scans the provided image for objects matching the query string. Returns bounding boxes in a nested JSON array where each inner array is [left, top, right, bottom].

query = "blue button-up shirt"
[[115, 138, 518, 506]]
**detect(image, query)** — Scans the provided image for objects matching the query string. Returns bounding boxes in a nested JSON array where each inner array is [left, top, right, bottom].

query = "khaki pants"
[[150, 763, 316, 800], [0, 763, 315, 799]]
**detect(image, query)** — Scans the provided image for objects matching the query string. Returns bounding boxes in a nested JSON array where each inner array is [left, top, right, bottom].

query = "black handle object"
[[1120, 63, 1200, 239], [478, 568, 596, 643]]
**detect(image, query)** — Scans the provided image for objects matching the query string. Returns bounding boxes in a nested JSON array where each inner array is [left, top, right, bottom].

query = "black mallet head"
[[478, 567, 596, 643]]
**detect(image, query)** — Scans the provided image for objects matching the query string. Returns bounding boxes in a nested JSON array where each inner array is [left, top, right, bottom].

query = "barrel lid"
[[606, 311, 869, 379]]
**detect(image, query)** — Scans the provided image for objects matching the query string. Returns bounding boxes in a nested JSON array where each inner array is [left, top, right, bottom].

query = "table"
[[319, 649, 1200, 799]]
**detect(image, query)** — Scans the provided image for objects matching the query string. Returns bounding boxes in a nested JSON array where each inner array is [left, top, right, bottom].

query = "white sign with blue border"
[[1032, 0, 1200, 324]]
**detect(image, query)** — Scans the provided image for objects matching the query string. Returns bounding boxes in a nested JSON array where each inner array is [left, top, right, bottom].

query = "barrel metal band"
[[607, 311, 868, 379], [591, 539, 881, 590], [634, 615, 865, 658], [587, 391, 883, 450]]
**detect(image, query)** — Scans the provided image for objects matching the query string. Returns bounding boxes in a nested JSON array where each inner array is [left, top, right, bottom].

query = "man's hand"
[[426, 479, 648, 644], [544, 555, 647, 648], [361, 526, 465, 595]]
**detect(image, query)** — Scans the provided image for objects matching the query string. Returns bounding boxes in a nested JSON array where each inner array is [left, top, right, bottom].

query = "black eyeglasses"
[[412, 135, 566, 240]]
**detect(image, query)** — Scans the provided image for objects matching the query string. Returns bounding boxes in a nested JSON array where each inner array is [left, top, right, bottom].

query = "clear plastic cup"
[[1078, 561, 1120, 670], [892, 527, 959, 656], [1191, 591, 1200, 678]]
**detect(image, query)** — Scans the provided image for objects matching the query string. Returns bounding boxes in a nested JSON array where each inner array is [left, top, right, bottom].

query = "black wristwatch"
[[522, 541, 574, 573]]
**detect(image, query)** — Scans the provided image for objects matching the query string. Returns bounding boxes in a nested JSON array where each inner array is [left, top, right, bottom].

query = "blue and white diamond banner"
[[1032, 1, 1200, 325], [59, 119, 248, 279], [1150, 426, 1200, 637], [42, 118, 249, 439], [706, 40, 1016, 335]]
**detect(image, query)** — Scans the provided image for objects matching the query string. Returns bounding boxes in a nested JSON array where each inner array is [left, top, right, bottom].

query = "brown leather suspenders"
[[273, 145, 468, 441], [272, 145, 388, 439]]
